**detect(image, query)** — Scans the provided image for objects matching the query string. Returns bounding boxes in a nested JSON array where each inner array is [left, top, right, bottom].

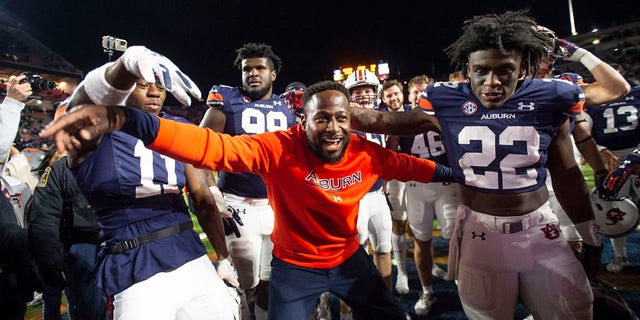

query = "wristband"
[[574, 219, 601, 247], [579, 51, 603, 71], [574, 135, 592, 145], [83, 62, 135, 106]]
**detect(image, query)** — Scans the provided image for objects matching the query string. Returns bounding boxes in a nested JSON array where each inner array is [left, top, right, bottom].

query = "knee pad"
[[228, 240, 259, 289]]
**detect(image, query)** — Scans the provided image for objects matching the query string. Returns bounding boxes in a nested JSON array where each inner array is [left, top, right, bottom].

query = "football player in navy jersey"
[[62, 47, 239, 319], [586, 85, 640, 273], [349, 10, 599, 319], [385, 75, 458, 316], [199, 43, 297, 320]]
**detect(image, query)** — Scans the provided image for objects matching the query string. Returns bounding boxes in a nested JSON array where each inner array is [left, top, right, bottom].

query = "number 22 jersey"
[[419, 78, 584, 194]]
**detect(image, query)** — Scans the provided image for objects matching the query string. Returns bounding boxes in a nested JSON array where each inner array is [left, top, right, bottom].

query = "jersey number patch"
[[134, 140, 180, 198], [411, 132, 445, 158], [458, 126, 540, 190], [241, 109, 288, 134], [602, 106, 638, 134]]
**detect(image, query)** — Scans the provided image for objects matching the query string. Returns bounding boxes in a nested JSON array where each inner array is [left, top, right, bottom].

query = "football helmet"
[[591, 190, 640, 238], [534, 25, 568, 58], [344, 69, 381, 108]]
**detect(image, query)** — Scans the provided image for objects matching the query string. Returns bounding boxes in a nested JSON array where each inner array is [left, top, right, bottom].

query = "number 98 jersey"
[[207, 85, 297, 198], [419, 79, 584, 194]]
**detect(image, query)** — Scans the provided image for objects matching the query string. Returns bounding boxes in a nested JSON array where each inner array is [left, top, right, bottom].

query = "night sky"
[[2, 0, 638, 97]]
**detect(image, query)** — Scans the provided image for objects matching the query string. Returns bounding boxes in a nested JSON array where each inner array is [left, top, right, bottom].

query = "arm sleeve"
[[120, 106, 268, 173], [0, 97, 25, 159], [430, 162, 455, 182]]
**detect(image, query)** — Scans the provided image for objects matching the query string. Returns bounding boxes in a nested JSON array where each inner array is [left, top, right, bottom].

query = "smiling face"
[[125, 80, 166, 115], [382, 85, 404, 111], [302, 89, 351, 164], [468, 48, 525, 109], [241, 57, 276, 101]]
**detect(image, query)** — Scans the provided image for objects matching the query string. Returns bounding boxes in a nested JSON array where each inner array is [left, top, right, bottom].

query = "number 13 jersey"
[[419, 78, 584, 194]]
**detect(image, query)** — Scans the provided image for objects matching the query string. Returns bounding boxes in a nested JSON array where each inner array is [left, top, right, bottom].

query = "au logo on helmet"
[[591, 190, 640, 238]]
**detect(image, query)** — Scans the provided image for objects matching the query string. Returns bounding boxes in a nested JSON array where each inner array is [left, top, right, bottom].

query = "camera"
[[102, 35, 128, 52], [21, 71, 56, 93]]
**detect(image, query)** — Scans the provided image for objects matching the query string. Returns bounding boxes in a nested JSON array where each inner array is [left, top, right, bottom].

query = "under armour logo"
[[517, 101, 535, 111], [409, 182, 417, 188], [273, 101, 282, 106], [620, 159, 631, 169], [229, 207, 246, 216], [541, 223, 560, 239], [606, 208, 626, 225], [471, 232, 486, 240], [333, 196, 343, 202]]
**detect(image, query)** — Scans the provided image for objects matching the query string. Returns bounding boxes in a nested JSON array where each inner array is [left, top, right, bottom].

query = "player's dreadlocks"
[[302, 80, 350, 115], [234, 42, 283, 74], [444, 10, 549, 78]]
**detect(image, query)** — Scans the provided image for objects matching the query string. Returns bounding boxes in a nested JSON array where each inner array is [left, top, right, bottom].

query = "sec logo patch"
[[461, 100, 478, 115]]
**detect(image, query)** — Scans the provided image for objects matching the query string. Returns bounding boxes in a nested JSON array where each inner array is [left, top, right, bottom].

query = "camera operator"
[[0, 74, 41, 319]]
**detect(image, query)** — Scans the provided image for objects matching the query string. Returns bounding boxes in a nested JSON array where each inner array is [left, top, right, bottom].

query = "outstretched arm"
[[350, 107, 440, 135], [39, 105, 128, 157]]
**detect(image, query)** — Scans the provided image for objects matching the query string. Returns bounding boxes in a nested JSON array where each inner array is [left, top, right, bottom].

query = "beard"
[[306, 134, 350, 164], [244, 85, 272, 101]]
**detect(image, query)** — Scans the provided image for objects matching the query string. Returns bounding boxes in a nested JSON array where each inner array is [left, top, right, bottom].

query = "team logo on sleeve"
[[461, 101, 478, 115], [36, 166, 52, 188]]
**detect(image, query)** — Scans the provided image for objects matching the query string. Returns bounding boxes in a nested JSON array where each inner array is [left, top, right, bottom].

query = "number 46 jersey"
[[207, 85, 297, 198], [419, 78, 584, 194]]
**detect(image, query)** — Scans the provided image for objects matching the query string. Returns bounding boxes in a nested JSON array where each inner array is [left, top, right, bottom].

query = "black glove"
[[223, 209, 244, 238], [575, 243, 603, 279]]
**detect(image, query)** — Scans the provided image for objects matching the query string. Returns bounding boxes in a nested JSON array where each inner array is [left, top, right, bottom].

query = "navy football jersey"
[[419, 78, 584, 194], [586, 86, 640, 151], [73, 113, 205, 295], [207, 85, 297, 197], [398, 131, 448, 165]]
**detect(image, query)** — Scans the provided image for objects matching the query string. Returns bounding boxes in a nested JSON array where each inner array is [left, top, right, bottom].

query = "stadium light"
[[568, 0, 577, 35]]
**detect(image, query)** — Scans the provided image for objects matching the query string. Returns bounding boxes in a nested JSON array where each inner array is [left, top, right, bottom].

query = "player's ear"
[[519, 62, 527, 79], [300, 114, 307, 130], [271, 70, 277, 82]]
